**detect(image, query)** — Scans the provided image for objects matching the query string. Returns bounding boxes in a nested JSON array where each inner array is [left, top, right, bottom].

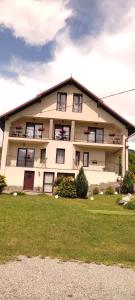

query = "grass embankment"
[[0, 194, 135, 266]]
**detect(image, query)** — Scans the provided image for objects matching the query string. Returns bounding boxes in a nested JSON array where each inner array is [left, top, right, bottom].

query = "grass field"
[[0, 194, 135, 266]]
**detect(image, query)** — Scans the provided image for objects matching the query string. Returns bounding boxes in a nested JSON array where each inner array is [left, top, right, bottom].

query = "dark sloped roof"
[[0, 77, 134, 135]]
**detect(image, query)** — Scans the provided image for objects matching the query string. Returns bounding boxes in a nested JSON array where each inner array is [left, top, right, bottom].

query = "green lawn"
[[0, 194, 135, 266]]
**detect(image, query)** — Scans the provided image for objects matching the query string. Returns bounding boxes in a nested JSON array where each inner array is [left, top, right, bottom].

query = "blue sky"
[[0, 0, 135, 133]]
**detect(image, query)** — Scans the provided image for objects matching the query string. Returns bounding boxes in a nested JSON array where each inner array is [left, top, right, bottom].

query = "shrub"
[[121, 171, 134, 194], [124, 201, 135, 210], [76, 167, 88, 198], [53, 186, 59, 195], [93, 186, 99, 195], [54, 176, 64, 186], [105, 186, 114, 195], [0, 175, 7, 193], [57, 177, 77, 198]]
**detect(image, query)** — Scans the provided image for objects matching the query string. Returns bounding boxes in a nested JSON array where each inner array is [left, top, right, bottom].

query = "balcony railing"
[[74, 132, 123, 145], [73, 159, 121, 173], [6, 156, 47, 168], [9, 127, 49, 140]]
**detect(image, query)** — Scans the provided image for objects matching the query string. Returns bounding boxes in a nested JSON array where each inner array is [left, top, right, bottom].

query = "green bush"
[[93, 186, 99, 195], [54, 176, 64, 186], [0, 175, 7, 193], [53, 186, 59, 195], [121, 171, 134, 194], [124, 201, 135, 210], [105, 186, 114, 195], [57, 177, 77, 198], [76, 167, 88, 198]]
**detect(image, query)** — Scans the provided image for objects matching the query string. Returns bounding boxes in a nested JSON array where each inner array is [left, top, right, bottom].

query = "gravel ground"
[[0, 257, 135, 300]]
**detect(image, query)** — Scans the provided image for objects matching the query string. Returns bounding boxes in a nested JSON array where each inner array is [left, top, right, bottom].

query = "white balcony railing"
[[74, 132, 123, 145], [6, 156, 47, 169], [9, 127, 49, 140], [73, 159, 121, 174]]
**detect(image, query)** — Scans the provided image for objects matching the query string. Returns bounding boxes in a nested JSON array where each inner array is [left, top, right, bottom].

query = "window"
[[75, 151, 80, 166], [56, 149, 65, 164], [57, 93, 67, 111], [40, 149, 46, 163], [88, 127, 104, 143], [83, 152, 89, 167], [73, 94, 83, 112], [54, 125, 70, 141], [26, 123, 43, 139], [17, 148, 35, 167]]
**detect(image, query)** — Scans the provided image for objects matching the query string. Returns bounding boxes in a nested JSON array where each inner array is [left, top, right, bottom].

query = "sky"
[[0, 0, 135, 147]]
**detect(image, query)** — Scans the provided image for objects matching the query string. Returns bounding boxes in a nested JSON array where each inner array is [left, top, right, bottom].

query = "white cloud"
[[0, 1, 135, 132], [0, 0, 73, 45], [1, 26, 135, 125]]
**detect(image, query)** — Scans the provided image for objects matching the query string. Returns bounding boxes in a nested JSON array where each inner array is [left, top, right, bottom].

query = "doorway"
[[23, 171, 35, 190], [43, 172, 54, 193]]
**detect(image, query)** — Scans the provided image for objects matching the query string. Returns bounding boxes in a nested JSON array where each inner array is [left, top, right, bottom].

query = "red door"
[[23, 171, 35, 190]]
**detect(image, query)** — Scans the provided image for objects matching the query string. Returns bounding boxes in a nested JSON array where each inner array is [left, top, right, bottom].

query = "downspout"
[[125, 137, 128, 174]]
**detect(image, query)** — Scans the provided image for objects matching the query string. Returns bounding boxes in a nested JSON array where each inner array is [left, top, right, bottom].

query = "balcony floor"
[[73, 141, 123, 151]]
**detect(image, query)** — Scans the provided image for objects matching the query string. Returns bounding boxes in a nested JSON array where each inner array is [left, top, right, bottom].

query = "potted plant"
[[25, 154, 30, 159], [109, 133, 115, 137], [38, 127, 44, 132], [60, 128, 66, 134], [84, 129, 90, 135], [16, 124, 22, 130]]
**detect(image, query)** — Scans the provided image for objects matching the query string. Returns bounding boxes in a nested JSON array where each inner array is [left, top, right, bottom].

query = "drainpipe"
[[125, 137, 129, 173]]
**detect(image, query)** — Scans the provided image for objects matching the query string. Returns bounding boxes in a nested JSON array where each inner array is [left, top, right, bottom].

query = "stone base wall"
[[88, 182, 120, 193], [5, 186, 23, 193], [4, 186, 43, 193]]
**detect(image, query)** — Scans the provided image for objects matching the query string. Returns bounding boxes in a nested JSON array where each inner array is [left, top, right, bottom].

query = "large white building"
[[0, 77, 134, 192]]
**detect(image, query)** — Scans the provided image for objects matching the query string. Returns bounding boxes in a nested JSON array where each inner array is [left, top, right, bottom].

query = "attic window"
[[57, 93, 67, 112], [73, 94, 83, 112]]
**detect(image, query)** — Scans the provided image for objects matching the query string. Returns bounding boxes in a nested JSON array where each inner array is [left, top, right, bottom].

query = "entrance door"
[[43, 172, 54, 193], [23, 171, 35, 190]]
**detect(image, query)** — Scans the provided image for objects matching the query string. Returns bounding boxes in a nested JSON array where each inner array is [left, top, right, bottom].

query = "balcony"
[[74, 131, 123, 145], [73, 159, 121, 174], [9, 126, 49, 140], [6, 156, 47, 169]]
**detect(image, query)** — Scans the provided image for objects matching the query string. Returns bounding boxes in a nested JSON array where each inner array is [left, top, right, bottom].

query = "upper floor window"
[[57, 93, 67, 111], [56, 149, 65, 164], [26, 123, 43, 139], [73, 94, 83, 112], [40, 148, 46, 163], [54, 125, 70, 141], [75, 151, 80, 166], [83, 152, 89, 167], [17, 148, 35, 167], [88, 127, 104, 143]]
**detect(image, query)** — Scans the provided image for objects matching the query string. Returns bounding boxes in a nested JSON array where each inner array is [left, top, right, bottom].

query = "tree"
[[129, 151, 135, 173], [76, 167, 88, 198], [121, 171, 134, 194]]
